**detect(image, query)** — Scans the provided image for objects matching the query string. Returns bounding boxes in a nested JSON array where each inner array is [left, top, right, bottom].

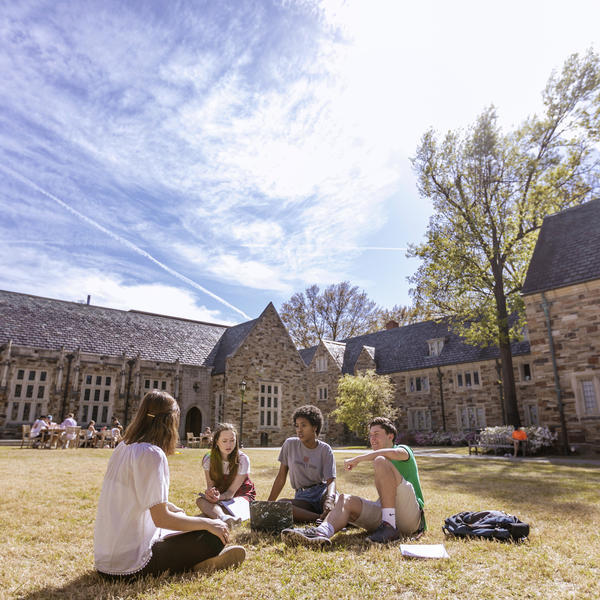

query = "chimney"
[[87, 295, 91, 305], [385, 320, 399, 330]]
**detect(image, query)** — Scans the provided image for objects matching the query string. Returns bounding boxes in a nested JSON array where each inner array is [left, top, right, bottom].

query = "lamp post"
[[238, 379, 247, 448]]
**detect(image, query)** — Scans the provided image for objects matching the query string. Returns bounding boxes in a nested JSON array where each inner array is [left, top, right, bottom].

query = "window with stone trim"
[[455, 368, 481, 390], [80, 374, 114, 425], [407, 375, 429, 393], [317, 385, 328, 402], [457, 405, 486, 429], [519, 361, 533, 382], [7, 368, 48, 423], [259, 382, 281, 429], [143, 378, 169, 391], [407, 408, 431, 431], [315, 356, 327, 372], [571, 374, 600, 418], [523, 403, 539, 426]]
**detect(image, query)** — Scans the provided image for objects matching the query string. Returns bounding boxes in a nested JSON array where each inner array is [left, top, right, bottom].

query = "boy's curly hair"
[[292, 404, 323, 436], [368, 416, 397, 439]]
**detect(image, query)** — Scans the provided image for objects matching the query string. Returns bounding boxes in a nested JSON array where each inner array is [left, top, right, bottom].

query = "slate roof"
[[322, 340, 346, 369], [299, 347, 317, 366], [340, 320, 530, 375], [208, 318, 259, 374], [522, 199, 600, 295], [297, 319, 529, 375], [0, 290, 228, 366]]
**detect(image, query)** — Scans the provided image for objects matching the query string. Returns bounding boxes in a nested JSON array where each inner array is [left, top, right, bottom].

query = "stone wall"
[[524, 279, 600, 445], [217, 304, 308, 447], [304, 343, 345, 445]]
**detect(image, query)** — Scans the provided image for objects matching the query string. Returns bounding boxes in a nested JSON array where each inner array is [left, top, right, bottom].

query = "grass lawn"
[[1, 446, 599, 600]]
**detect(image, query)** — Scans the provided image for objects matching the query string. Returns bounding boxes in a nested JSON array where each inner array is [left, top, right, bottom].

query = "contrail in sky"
[[2, 166, 251, 320]]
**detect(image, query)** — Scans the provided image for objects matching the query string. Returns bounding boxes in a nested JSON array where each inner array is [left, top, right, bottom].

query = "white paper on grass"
[[400, 544, 449, 559], [220, 497, 251, 521]]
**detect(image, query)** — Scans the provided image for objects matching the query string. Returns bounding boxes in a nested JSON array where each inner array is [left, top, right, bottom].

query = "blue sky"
[[1, 0, 599, 325]]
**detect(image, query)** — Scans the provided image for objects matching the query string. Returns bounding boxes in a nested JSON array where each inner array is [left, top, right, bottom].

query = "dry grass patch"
[[0, 447, 599, 599]]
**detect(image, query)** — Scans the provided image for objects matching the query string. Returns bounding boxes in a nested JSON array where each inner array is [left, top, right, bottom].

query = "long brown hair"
[[123, 390, 180, 455], [208, 423, 240, 491]]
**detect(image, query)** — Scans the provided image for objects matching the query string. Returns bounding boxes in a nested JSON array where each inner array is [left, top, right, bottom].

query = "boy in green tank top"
[[282, 417, 425, 546]]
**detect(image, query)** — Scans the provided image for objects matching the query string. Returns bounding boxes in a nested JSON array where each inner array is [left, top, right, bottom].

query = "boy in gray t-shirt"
[[267, 405, 337, 523]]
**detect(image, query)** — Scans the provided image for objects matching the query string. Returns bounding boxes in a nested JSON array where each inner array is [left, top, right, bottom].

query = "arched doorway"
[[185, 407, 203, 436]]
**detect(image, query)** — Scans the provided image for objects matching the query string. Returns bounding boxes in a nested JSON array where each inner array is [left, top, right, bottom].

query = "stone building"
[[0, 291, 227, 440], [300, 318, 535, 443], [521, 199, 600, 446], [1, 201, 598, 446]]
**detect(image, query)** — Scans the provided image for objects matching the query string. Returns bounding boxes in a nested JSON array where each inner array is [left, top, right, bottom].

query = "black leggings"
[[99, 530, 224, 580]]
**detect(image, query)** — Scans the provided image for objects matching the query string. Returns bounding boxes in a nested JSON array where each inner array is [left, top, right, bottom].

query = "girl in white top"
[[94, 390, 246, 579], [197, 423, 256, 527]]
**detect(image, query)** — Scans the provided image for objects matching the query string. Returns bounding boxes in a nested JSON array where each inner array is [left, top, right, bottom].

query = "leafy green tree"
[[409, 50, 600, 427], [332, 370, 397, 438], [280, 281, 378, 348]]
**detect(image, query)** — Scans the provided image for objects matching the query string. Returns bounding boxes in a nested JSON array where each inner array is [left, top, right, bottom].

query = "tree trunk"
[[492, 267, 521, 428]]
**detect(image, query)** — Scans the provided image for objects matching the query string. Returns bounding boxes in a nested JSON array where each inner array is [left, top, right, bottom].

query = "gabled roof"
[[322, 340, 346, 369], [522, 199, 600, 296], [0, 290, 227, 365], [208, 318, 258, 374], [361, 345, 376, 360]]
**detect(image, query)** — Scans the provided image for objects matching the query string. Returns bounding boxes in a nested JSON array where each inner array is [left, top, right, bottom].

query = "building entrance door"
[[185, 406, 202, 436]]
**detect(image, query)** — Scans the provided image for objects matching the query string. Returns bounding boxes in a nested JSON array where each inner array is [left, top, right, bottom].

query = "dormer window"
[[427, 338, 445, 357]]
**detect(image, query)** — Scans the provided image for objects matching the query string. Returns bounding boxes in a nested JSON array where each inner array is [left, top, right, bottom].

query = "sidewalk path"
[[242, 446, 600, 467]]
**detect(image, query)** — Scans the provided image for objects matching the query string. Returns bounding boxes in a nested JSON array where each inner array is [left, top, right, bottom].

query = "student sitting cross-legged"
[[196, 423, 256, 528], [94, 390, 246, 579], [282, 416, 425, 546], [267, 405, 337, 523]]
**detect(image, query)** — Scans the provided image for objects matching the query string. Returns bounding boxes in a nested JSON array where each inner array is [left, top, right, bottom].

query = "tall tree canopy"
[[409, 50, 600, 427], [280, 281, 379, 348]]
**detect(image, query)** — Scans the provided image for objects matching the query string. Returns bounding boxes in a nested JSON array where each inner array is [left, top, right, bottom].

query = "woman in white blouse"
[[94, 390, 245, 579], [196, 423, 256, 527]]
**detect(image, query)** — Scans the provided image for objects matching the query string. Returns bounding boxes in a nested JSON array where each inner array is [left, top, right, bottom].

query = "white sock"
[[381, 508, 396, 528], [316, 522, 335, 538]]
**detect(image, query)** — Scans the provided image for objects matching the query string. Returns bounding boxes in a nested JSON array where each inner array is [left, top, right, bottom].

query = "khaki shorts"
[[351, 478, 422, 535]]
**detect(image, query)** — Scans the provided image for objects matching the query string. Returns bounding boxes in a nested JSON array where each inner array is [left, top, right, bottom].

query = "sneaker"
[[193, 545, 246, 573], [367, 522, 401, 544], [281, 527, 331, 548]]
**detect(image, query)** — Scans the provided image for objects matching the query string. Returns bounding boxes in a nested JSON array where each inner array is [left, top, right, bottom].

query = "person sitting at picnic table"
[[196, 423, 256, 528], [267, 404, 337, 523], [282, 416, 426, 546], [111, 416, 123, 433], [84, 420, 97, 447], [94, 389, 245, 579], [30, 415, 48, 448], [511, 427, 528, 458], [59, 413, 78, 448]]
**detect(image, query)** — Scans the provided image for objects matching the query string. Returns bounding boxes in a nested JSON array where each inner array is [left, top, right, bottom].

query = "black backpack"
[[443, 510, 529, 542]]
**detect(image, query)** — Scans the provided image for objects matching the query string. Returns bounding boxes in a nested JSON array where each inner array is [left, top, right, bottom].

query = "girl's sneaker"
[[281, 527, 331, 548]]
